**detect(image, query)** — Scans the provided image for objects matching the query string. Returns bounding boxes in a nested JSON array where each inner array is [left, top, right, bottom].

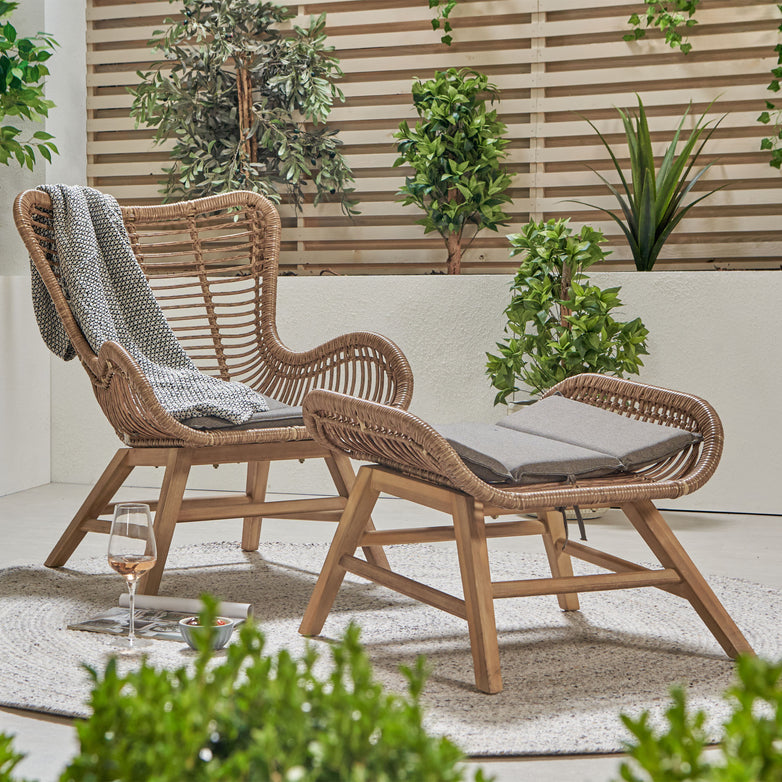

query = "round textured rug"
[[0, 541, 780, 756]]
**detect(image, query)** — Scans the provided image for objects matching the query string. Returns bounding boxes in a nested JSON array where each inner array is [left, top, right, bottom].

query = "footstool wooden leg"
[[325, 453, 389, 569], [300, 466, 381, 637], [541, 509, 580, 611], [624, 500, 754, 658], [452, 495, 502, 694]]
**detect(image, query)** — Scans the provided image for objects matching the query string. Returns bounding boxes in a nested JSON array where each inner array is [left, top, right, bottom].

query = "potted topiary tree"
[[393, 67, 514, 274], [130, 0, 356, 213], [0, 0, 58, 169], [486, 218, 649, 405]]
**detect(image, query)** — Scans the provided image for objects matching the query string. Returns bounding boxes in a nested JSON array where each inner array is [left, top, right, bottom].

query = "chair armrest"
[[87, 341, 212, 446], [261, 330, 414, 410]]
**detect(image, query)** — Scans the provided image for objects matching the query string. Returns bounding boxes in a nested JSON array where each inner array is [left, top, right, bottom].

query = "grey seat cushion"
[[434, 423, 623, 485], [497, 395, 701, 471], [182, 396, 303, 431]]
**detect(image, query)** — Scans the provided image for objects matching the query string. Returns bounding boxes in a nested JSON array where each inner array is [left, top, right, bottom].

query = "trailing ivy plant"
[[0, 1, 58, 169], [573, 95, 725, 271], [394, 68, 513, 274], [130, 0, 357, 213], [486, 219, 648, 404], [758, 6, 782, 171], [429, 0, 458, 46], [60, 598, 488, 782], [616, 654, 782, 782], [625, 4, 782, 173], [624, 0, 701, 54]]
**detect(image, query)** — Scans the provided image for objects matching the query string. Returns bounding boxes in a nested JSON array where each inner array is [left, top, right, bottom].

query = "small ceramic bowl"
[[178, 616, 235, 650]]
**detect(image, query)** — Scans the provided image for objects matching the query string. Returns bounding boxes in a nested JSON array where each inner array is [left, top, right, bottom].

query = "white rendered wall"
[[50, 271, 782, 515], [0, 277, 51, 495], [0, 0, 86, 496], [0, 0, 49, 495]]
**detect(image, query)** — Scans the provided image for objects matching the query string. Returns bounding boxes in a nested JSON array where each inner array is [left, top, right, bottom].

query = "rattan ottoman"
[[298, 374, 753, 694]]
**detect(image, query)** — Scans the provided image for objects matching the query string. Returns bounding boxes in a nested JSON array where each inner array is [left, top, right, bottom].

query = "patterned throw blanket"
[[30, 185, 269, 424]]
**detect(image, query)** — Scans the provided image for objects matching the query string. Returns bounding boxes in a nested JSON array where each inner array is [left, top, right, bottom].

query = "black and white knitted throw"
[[30, 185, 269, 424]]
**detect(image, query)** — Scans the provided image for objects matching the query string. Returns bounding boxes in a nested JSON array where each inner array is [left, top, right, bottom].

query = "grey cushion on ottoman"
[[434, 423, 622, 484], [497, 395, 701, 470], [182, 396, 304, 431]]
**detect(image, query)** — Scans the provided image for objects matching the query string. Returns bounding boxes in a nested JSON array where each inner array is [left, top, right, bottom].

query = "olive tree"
[[130, 0, 356, 213]]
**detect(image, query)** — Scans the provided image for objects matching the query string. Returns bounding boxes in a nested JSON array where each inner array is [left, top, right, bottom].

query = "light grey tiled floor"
[[1, 483, 779, 781]]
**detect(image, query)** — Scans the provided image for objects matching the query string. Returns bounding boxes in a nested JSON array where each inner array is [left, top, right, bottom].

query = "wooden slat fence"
[[87, 0, 782, 273]]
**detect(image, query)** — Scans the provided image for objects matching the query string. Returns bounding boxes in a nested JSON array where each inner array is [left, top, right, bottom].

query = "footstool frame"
[[299, 374, 754, 693]]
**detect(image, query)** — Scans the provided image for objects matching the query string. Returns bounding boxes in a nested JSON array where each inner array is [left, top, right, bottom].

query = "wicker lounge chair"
[[299, 374, 753, 693], [14, 189, 413, 595]]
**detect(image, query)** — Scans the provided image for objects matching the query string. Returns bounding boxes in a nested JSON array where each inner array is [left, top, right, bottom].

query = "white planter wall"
[[0, 0, 86, 496], [49, 272, 782, 515], [0, 277, 51, 494]]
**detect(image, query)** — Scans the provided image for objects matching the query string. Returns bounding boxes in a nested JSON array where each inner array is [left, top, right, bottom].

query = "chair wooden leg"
[[325, 453, 389, 569], [45, 449, 133, 568], [300, 466, 380, 637], [138, 449, 191, 596], [540, 509, 580, 611], [623, 500, 754, 658], [452, 495, 503, 694], [241, 460, 270, 551]]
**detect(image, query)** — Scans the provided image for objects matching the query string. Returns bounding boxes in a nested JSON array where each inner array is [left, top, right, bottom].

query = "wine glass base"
[[109, 635, 154, 651]]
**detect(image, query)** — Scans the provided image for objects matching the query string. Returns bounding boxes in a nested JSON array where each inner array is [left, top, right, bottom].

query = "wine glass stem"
[[127, 578, 138, 647]]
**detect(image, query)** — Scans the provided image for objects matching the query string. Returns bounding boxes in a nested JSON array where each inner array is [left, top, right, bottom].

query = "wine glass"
[[108, 503, 157, 649]]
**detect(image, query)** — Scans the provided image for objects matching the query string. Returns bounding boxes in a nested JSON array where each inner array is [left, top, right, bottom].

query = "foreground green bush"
[[617, 655, 782, 782], [57, 599, 486, 781], [0, 733, 28, 782]]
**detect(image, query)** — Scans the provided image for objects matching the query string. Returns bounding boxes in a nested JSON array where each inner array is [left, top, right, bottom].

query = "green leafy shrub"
[[573, 95, 724, 271], [130, 0, 356, 213], [616, 655, 782, 782], [0, 0, 58, 169], [394, 68, 513, 274], [61, 598, 488, 782], [486, 218, 648, 404]]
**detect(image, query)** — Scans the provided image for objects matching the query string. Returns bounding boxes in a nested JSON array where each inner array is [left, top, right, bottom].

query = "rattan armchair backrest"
[[14, 189, 281, 388]]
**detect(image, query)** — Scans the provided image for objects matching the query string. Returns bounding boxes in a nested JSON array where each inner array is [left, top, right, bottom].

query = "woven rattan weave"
[[14, 189, 413, 594], [299, 374, 753, 693]]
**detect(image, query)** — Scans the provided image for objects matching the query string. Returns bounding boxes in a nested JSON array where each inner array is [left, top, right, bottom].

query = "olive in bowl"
[[178, 616, 235, 650]]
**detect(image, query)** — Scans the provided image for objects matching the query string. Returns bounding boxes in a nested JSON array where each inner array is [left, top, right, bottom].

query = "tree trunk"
[[236, 62, 258, 164], [446, 233, 462, 275], [559, 262, 572, 327]]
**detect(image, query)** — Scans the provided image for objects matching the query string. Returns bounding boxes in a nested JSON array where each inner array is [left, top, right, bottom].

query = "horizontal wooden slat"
[[87, 0, 782, 273]]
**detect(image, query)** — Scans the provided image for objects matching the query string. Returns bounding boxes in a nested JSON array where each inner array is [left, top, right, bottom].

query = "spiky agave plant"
[[574, 96, 726, 271]]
